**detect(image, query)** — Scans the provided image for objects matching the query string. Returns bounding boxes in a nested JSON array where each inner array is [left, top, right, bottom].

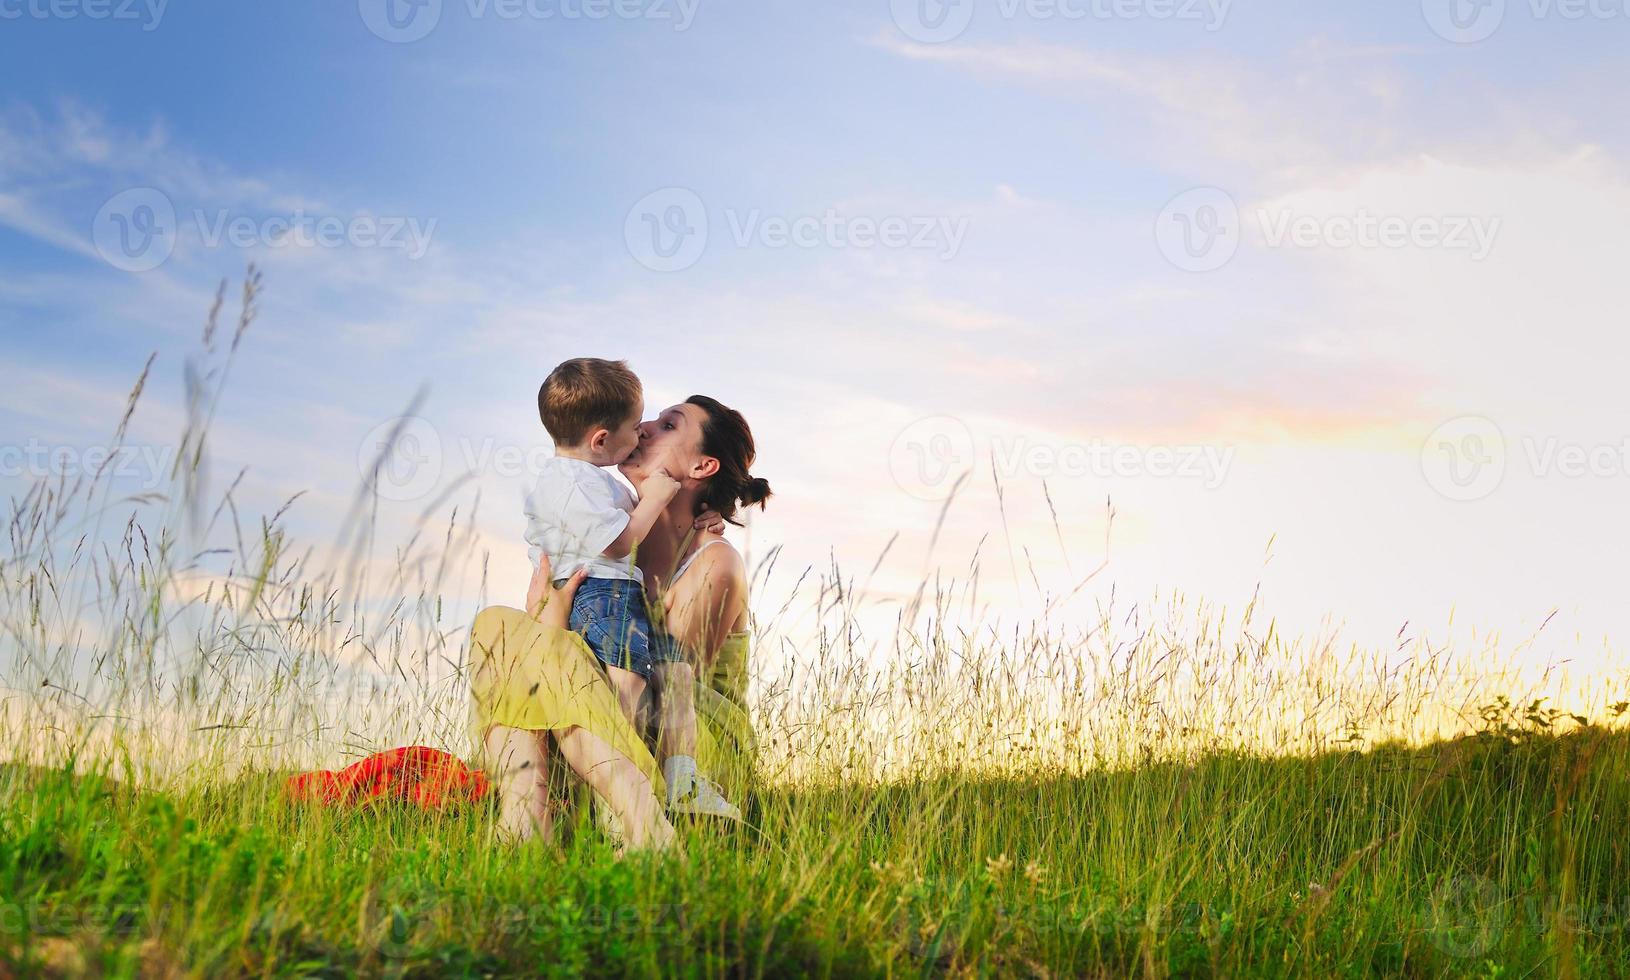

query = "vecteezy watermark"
[[887, 416, 1234, 500], [1155, 187, 1502, 271], [1421, 416, 1506, 502], [1257, 208, 1501, 261], [624, 187, 708, 272], [1422, 0, 1630, 43], [93, 188, 179, 273], [889, 416, 978, 501], [721, 209, 970, 260], [93, 187, 438, 272], [1421, 414, 1630, 502], [194, 209, 437, 259], [1420, 872, 1630, 957], [1155, 187, 1240, 272], [352, 413, 1226, 507], [357, 417, 656, 502], [0, 0, 167, 30], [361, 874, 690, 961], [1421, 0, 1506, 42], [991, 437, 1233, 489], [1423, 873, 1505, 957], [0, 899, 182, 938], [358, 416, 445, 503], [0, 440, 179, 489], [358, 0, 699, 43], [623, 186, 971, 272], [890, 0, 1230, 44], [358, 0, 443, 42]]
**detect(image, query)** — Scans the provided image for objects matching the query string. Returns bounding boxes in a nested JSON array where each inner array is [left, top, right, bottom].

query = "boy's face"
[[590, 400, 644, 466]]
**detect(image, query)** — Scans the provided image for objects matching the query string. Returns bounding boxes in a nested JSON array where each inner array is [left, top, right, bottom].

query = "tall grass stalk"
[[2, 273, 1626, 976]]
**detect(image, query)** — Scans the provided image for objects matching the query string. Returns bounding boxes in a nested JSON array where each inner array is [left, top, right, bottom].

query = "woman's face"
[[619, 402, 718, 486]]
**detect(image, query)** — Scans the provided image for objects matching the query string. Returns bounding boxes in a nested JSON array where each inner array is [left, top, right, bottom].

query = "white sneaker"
[[667, 774, 742, 821]]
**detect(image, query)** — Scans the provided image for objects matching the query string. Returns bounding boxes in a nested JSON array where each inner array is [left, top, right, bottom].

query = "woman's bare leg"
[[554, 724, 675, 851], [481, 724, 552, 844]]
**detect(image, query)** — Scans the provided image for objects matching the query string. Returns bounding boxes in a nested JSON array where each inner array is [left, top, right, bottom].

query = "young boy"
[[524, 357, 741, 820]]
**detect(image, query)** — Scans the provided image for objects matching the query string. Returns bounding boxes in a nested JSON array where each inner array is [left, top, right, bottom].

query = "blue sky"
[[3, 0, 1630, 695]]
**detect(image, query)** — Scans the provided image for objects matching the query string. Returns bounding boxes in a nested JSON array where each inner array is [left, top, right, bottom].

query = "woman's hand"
[[526, 553, 585, 628]]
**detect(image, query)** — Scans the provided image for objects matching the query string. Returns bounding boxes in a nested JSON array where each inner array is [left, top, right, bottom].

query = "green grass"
[[4, 270, 1628, 976], [4, 719, 1628, 977]]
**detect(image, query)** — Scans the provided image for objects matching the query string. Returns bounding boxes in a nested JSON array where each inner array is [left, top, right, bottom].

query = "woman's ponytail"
[[741, 476, 772, 509], [687, 395, 771, 525]]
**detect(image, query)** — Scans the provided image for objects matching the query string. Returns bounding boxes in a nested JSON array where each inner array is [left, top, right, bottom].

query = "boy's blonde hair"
[[537, 358, 642, 446]]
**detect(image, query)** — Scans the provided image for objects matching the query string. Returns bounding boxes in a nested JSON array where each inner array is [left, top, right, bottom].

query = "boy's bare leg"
[[482, 724, 552, 844], [651, 662, 740, 819], [554, 724, 675, 851], [651, 661, 696, 761], [605, 664, 649, 730]]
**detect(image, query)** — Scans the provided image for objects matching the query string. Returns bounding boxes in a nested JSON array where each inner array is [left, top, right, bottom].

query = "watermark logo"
[[1425, 0, 1630, 42], [1, 440, 179, 489], [93, 188, 439, 272], [360, 0, 444, 42], [625, 187, 708, 272], [1006, 0, 1230, 27], [1258, 208, 1501, 260], [891, 0, 1231, 41], [0, 0, 167, 30], [891, 0, 975, 42], [361, 0, 698, 41], [624, 188, 970, 271], [1422, 0, 1506, 41], [1529, 0, 1630, 20], [358, 416, 444, 502], [1424, 873, 1504, 957], [1422, 415, 1506, 502], [889, 415, 977, 501], [0, 899, 178, 941], [1423, 416, 1630, 500], [192, 209, 438, 260], [724, 209, 969, 260], [93, 188, 178, 273], [1156, 186, 1240, 272], [363, 874, 433, 959], [1520, 435, 1630, 482], [887, 419, 1233, 500], [350, 418, 654, 502], [1159, 188, 1503, 272], [993, 436, 1233, 489]]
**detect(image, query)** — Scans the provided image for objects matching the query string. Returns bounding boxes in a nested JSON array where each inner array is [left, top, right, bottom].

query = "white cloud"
[[4, 77, 1626, 698], [0, 191, 101, 261]]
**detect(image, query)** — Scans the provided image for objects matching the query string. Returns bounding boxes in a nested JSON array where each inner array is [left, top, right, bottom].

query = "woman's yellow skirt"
[[466, 606, 755, 801]]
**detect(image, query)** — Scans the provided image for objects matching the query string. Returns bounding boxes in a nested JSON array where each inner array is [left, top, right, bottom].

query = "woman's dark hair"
[[687, 394, 772, 525]]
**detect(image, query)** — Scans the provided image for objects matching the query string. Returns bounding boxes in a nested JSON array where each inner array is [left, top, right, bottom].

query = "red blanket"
[[284, 746, 490, 809]]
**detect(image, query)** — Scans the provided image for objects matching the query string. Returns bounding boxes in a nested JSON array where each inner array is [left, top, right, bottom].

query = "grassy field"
[[3, 272, 1627, 977], [3, 717, 1628, 977]]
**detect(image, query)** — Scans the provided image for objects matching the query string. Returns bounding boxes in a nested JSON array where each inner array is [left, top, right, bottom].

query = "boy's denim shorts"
[[564, 577, 684, 678]]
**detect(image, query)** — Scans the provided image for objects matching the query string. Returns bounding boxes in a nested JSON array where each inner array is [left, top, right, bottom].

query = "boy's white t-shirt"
[[523, 456, 643, 583]]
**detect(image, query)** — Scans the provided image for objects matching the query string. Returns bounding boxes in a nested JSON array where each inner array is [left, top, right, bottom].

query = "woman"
[[468, 395, 770, 850]]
